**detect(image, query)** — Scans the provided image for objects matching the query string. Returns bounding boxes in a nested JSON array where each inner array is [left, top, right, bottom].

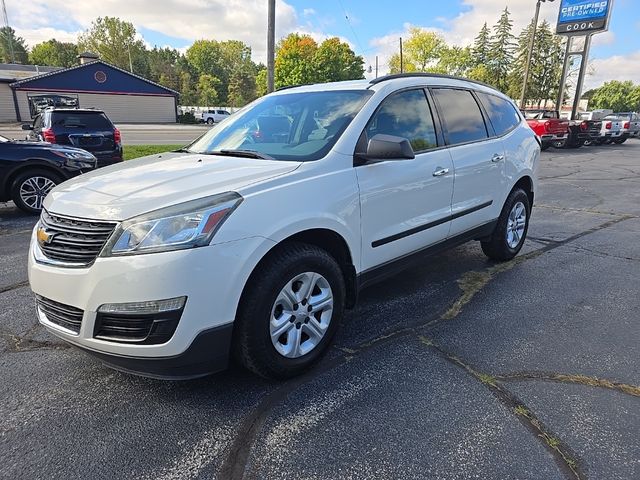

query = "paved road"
[[0, 123, 210, 145], [1, 142, 639, 479]]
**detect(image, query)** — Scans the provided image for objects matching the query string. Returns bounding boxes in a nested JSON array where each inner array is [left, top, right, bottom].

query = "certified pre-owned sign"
[[556, 0, 612, 35]]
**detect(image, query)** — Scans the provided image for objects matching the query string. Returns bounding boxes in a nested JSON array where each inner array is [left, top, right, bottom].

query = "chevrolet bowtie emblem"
[[37, 227, 54, 245]]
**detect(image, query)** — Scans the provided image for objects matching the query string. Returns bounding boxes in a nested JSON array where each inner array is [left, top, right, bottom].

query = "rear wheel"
[[583, 139, 593, 146], [553, 139, 566, 149], [540, 142, 551, 151], [481, 188, 530, 261], [206, 118, 214, 125], [10, 169, 62, 214], [613, 137, 627, 144], [233, 242, 345, 379]]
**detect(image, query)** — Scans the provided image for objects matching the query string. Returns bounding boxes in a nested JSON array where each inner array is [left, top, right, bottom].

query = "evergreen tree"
[[487, 8, 515, 92], [472, 22, 491, 66], [0, 26, 29, 64]]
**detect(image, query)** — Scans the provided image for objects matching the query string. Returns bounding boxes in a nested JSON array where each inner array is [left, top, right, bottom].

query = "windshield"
[[187, 90, 372, 161]]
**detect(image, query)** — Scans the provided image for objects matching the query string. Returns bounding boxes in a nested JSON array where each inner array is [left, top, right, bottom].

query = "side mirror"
[[21, 124, 33, 131], [357, 134, 415, 164]]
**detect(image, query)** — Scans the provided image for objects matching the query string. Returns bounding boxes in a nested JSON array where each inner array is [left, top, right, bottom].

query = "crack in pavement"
[[417, 335, 584, 480], [187, 215, 636, 479], [0, 280, 29, 295], [0, 323, 70, 353], [535, 203, 637, 219], [495, 372, 640, 398]]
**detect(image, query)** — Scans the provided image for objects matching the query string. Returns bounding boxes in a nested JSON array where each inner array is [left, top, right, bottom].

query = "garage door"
[[0, 83, 17, 122], [15, 90, 176, 123]]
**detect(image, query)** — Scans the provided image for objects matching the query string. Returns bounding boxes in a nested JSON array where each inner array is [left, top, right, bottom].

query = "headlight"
[[100, 192, 243, 257], [52, 149, 96, 160]]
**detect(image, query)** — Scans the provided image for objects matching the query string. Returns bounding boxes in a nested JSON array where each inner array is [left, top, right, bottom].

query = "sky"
[[6, 0, 640, 90]]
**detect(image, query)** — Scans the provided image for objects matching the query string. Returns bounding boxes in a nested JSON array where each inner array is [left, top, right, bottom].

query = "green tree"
[[255, 68, 268, 97], [436, 46, 473, 77], [147, 47, 180, 90], [29, 39, 78, 67], [472, 22, 491, 66], [590, 81, 640, 111], [274, 33, 318, 87], [389, 28, 445, 73], [0, 26, 29, 64], [487, 8, 515, 92], [197, 74, 221, 106], [313, 37, 364, 82], [77, 17, 148, 74], [227, 66, 257, 107]]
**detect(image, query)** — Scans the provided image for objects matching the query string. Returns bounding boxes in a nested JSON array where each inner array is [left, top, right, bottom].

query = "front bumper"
[[28, 230, 274, 378]]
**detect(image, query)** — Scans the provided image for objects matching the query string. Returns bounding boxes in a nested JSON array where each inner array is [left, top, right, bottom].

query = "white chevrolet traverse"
[[28, 74, 539, 379]]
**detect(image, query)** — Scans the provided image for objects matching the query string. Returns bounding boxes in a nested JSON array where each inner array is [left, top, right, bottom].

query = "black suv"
[[23, 108, 123, 167]]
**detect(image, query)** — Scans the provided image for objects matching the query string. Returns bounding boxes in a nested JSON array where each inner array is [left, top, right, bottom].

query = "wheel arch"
[[4, 162, 65, 195], [243, 228, 358, 310], [512, 175, 534, 206]]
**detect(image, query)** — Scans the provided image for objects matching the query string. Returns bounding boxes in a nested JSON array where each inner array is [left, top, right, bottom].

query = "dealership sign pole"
[[555, 0, 614, 119]]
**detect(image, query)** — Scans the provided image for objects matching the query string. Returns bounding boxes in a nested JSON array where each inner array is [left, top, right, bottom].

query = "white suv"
[[28, 74, 539, 379]]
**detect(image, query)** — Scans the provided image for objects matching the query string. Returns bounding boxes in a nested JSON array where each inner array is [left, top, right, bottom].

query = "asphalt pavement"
[[1, 142, 639, 479], [0, 123, 210, 145]]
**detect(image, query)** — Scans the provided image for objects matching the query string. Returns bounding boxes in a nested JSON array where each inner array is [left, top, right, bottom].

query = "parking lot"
[[1, 142, 639, 479]]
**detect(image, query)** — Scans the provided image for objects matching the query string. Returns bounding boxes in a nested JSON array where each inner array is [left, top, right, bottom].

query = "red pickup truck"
[[522, 110, 570, 150]]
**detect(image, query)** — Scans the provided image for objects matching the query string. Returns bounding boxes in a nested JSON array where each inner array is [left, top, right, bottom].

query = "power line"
[[335, 0, 367, 56]]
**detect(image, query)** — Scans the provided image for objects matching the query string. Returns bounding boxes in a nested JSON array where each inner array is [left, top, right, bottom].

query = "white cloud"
[[9, 0, 300, 63], [303, 8, 316, 17], [14, 27, 81, 47], [585, 51, 640, 90]]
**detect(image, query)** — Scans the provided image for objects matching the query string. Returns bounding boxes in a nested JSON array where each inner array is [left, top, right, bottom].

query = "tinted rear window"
[[477, 93, 521, 136], [51, 112, 112, 130], [432, 88, 488, 145]]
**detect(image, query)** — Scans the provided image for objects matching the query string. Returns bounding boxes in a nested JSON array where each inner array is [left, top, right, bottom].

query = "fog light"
[[98, 296, 186, 314]]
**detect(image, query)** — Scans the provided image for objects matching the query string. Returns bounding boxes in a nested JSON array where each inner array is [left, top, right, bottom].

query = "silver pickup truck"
[[614, 112, 640, 139], [580, 110, 627, 145]]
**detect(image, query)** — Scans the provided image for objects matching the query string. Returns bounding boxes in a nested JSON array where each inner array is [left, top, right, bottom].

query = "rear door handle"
[[492, 154, 505, 162], [432, 167, 449, 177]]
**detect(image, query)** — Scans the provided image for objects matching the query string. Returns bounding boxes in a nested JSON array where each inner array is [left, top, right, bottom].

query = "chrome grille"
[[36, 295, 84, 334], [39, 210, 117, 266]]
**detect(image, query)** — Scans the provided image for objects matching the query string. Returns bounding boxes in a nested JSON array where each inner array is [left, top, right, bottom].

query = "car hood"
[[44, 152, 301, 220], [13, 140, 91, 153]]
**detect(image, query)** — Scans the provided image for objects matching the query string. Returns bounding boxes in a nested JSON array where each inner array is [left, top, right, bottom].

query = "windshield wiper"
[[209, 149, 273, 160], [173, 148, 192, 153]]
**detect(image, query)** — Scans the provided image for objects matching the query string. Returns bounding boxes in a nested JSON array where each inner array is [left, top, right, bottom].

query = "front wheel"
[[481, 188, 531, 261], [11, 169, 62, 214], [233, 242, 345, 379]]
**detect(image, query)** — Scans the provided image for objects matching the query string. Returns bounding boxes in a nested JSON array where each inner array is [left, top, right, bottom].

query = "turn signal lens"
[[98, 296, 186, 314]]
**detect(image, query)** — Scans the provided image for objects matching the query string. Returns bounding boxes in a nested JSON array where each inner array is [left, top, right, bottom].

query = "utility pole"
[[1, 0, 16, 63], [571, 34, 591, 120], [555, 37, 571, 111], [399, 37, 403, 74], [127, 43, 134, 74], [520, 0, 555, 108], [267, 0, 276, 93], [375, 55, 378, 79]]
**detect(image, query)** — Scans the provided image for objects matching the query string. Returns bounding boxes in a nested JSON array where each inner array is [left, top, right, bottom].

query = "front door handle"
[[492, 154, 505, 162], [433, 167, 449, 177]]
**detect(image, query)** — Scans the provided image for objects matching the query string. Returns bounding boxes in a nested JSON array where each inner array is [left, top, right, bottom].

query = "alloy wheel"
[[506, 201, 527, 249], [19, 176, 56, 211]]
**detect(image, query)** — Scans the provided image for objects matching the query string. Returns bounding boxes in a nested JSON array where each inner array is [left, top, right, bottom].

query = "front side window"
[[432, 88, 488, 146], [477, 92, 521, 136], [187, 90, 372, 162], [365, 89, 437, 152]]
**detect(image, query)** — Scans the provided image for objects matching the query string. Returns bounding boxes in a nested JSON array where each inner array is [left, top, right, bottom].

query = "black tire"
[[540, 142, 551, 151], [232, 242, 345, 379], [206, 118, 214, 125], [603, 138, 613, 144], [481, 188, 531, 262], [552, 140, 566, 149], [613, 137, 627, 144], [10, 169, 62, 215], [583, 139, 593, 146], [594, 138, 604, 145]]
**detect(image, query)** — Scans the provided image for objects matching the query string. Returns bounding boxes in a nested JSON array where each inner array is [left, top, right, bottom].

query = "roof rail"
[[369, 72, 494, 90], [276, 84, 307, 91]]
